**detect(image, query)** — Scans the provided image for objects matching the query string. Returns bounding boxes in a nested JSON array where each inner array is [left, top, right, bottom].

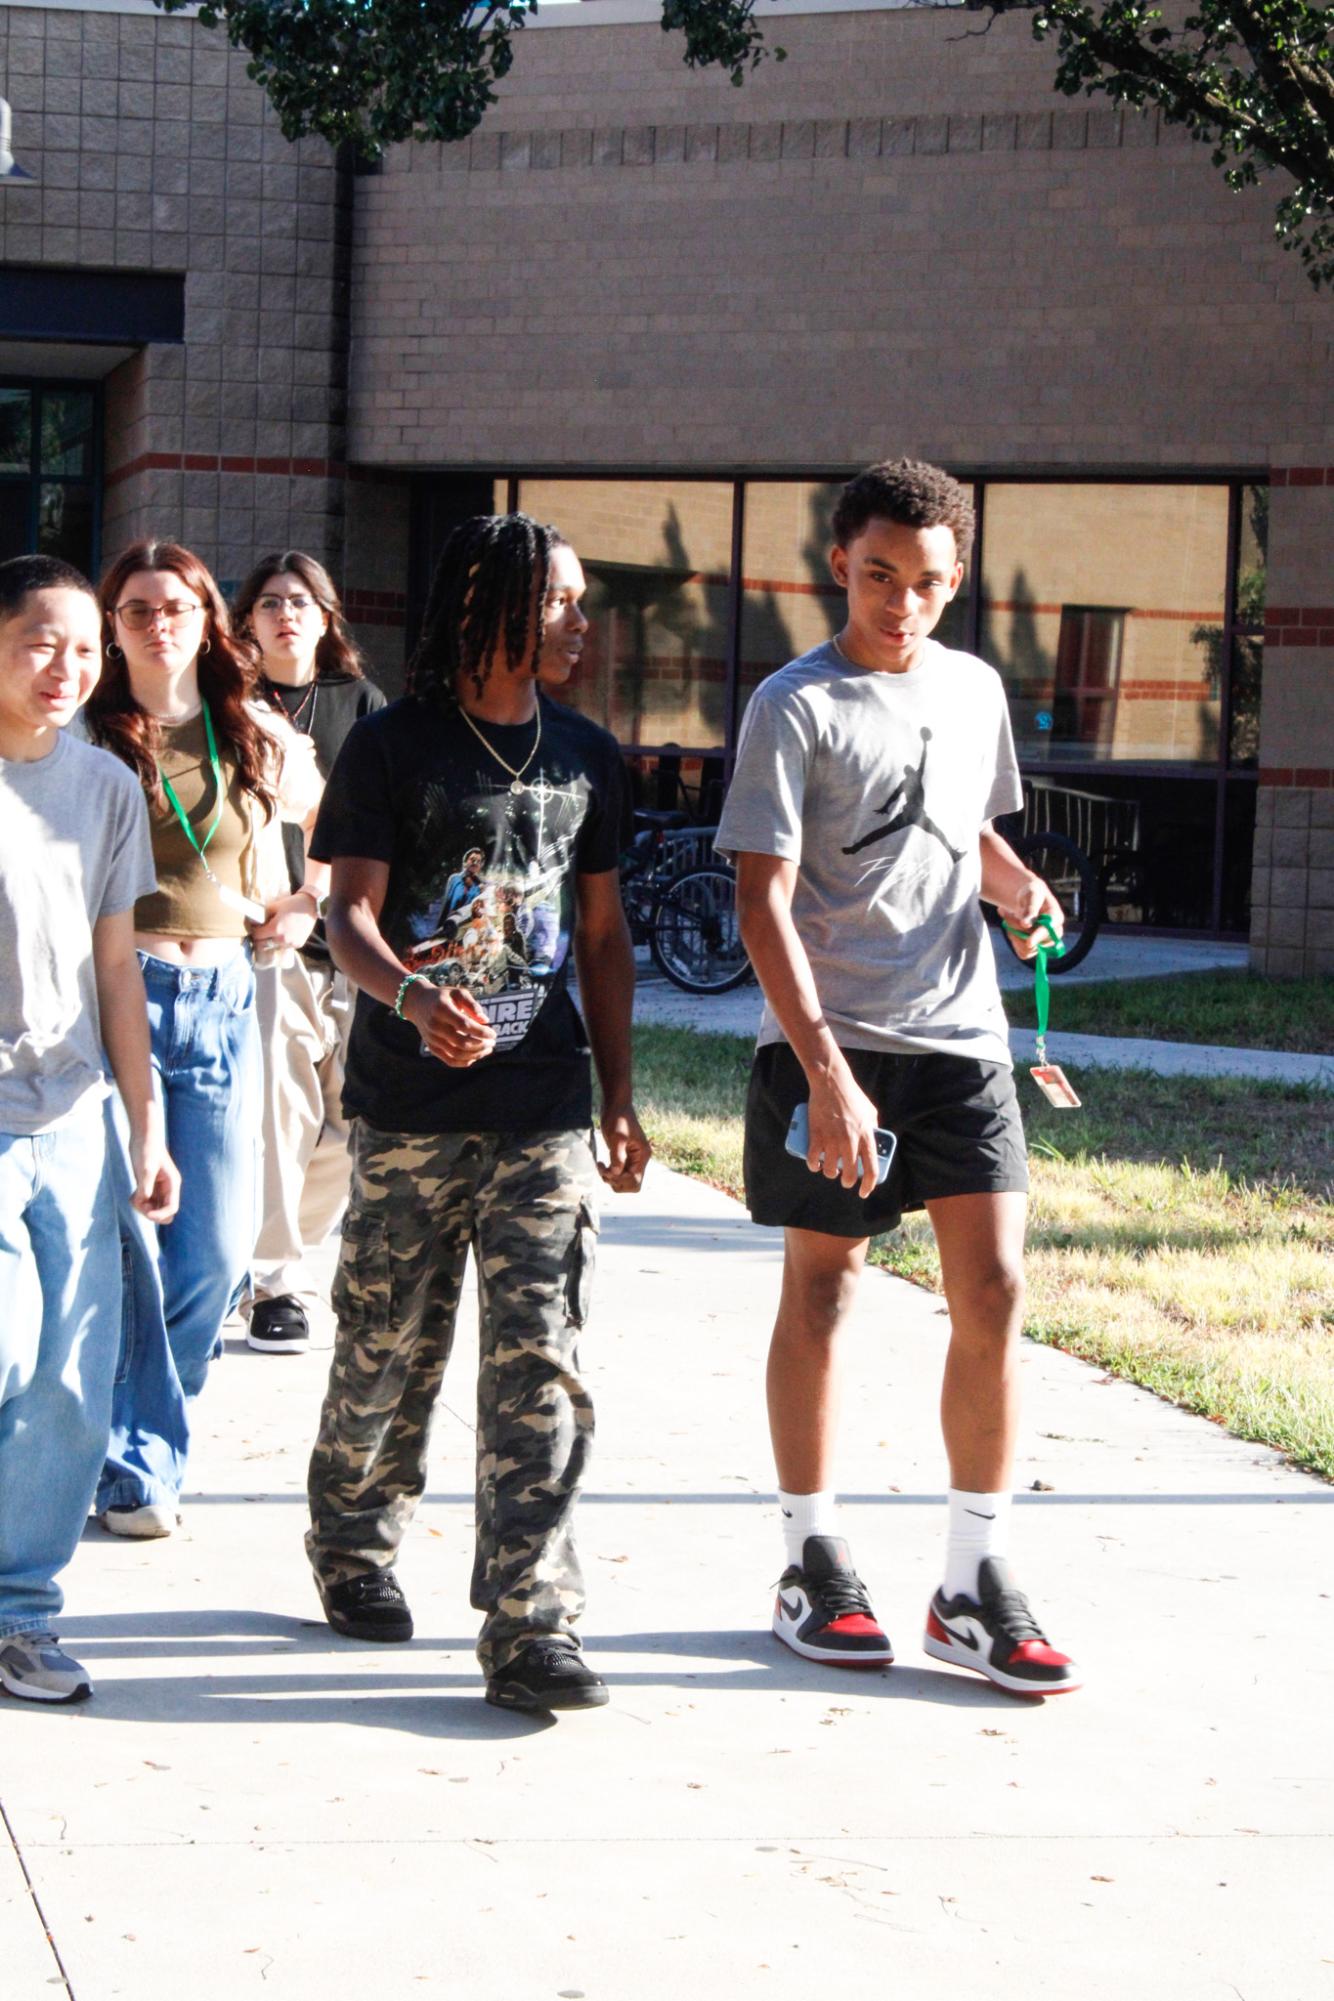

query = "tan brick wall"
[[0, 3, 348, 589], [348, 9, 1328, 475]]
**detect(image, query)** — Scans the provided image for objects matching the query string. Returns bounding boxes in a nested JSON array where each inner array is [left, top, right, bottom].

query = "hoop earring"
[[106, 641, 122, 660], [199, 636, 211, 655]]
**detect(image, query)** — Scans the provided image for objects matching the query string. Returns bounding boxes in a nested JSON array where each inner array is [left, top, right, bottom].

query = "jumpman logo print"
[[841, 727, 965, 863]]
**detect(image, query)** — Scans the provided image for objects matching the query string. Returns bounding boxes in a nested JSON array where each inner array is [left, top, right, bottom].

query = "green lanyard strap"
[[158, 699, 225, 871], [1003, 913, 1066, 1064]]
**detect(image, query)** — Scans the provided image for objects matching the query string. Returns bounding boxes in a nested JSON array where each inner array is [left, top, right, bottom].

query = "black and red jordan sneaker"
[[772, 1535, 895, 1666], [924, 1556, 1080, 1696]]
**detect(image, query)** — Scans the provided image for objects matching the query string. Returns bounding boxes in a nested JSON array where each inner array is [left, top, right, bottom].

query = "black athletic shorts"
[[743, 1041, 1029, 1238]]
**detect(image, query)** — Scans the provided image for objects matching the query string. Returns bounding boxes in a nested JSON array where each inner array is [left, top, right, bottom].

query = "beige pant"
[[250, 953, 354, 1305]]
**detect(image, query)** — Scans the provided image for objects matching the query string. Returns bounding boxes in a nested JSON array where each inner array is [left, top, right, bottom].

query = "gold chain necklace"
[[457, 699, 542, 796]]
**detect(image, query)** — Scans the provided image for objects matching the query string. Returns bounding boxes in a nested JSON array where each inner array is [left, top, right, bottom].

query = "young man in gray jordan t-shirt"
[[716, 460, 1080, 1696]]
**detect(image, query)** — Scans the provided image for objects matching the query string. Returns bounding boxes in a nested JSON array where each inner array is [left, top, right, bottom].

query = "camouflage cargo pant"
[[305, 1122, 600, 1676]]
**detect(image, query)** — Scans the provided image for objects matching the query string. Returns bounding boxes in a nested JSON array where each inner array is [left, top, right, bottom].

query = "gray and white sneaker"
[[0, 1632, 93, 1704]]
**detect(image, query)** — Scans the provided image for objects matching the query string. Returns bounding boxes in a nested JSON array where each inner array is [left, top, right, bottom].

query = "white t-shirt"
[[716, 637, 1022, 1066], [0, 732, 156, 1135]]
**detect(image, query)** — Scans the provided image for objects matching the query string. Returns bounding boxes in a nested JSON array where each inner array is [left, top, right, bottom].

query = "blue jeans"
[[0, 1099, 119, 1637], [97, 950, 260, 1513]]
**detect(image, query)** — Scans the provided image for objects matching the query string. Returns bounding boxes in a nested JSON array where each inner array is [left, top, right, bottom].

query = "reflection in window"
[[1053, 606, 1123, 751], [740, 482, 842, 710], [0, 385, 98, 575], [981, 484, 1227, 764], [40, 392, 94, 477], [519, 479, 733, 752], [1, 388, 31, 473]]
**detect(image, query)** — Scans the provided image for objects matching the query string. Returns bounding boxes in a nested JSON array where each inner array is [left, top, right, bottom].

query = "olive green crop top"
[[134, 711, 254, 939]]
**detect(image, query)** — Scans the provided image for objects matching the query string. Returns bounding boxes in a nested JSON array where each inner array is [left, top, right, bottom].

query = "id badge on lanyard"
[[1003, 913, 1081, 1110]]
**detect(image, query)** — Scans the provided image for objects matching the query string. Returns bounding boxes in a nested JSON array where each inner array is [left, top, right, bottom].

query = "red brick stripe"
[[105, 452, 347, 490], [345, 588, 406, 629], [1258, 769, 1334, 788], [1269, 468, 1334, 486], [1265, 607, 1334, 647]]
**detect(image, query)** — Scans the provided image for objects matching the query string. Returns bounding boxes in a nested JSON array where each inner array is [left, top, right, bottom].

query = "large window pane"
[[519, 479, 733, 751], [980, 484, 1229, 764], [0, 389, 31, 473], [40, 391, 95, 477]]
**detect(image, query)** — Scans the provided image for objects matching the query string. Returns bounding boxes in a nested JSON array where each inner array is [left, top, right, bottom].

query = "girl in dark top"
[[86, 539, 318, 1535], [231, 551, 385, 1355]]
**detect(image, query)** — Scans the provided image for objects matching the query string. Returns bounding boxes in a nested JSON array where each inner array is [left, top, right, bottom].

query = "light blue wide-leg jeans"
[[0, 1099, 120, 1636], [97, 950, 260, 1512]]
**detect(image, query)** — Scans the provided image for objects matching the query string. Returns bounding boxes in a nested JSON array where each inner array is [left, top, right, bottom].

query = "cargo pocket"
[[562, 1197, 600, 1329], [332, 1210, 393, 1336]]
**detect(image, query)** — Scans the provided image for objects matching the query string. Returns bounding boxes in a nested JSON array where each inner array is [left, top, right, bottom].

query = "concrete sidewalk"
[[3, 1163, 1332, 2001], [630, 938, 1334, 1086]]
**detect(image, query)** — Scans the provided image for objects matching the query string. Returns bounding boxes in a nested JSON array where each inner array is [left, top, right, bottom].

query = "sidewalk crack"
[[0, 1794, 77, 1999]]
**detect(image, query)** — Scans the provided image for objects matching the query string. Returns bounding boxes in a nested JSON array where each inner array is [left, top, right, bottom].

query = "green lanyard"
[[158, 699, 225, 877], [1003, 913, 1065, 1066]]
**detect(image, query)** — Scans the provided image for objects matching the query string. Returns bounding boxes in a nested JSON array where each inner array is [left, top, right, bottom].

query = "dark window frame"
[[0, 375, 104, 577]]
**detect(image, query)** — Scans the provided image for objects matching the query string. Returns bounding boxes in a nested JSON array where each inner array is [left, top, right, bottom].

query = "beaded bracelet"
[[392, 972, 428, 1019]]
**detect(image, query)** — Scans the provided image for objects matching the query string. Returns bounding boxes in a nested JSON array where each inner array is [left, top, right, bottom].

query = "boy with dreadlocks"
[[304, 513, 650, 1712]]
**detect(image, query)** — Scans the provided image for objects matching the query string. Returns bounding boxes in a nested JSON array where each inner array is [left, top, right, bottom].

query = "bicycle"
[[619, 813, 752, 996], [995, 825, 1103, 973]]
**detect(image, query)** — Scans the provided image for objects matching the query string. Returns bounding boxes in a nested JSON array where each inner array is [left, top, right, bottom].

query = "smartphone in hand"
[[784, 1102, 897, 1188]]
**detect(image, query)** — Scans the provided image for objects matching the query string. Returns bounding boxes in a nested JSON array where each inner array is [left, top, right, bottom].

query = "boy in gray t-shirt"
[[0, 556, 178, 1707], [716, 459, 1079, 1697]]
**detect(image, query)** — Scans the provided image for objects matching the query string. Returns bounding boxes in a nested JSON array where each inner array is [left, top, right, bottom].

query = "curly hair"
[[406, 513, 565, 706], [87, 539, 275, 819], [831, 459, 975, 563], [231, 549, 366, 684]]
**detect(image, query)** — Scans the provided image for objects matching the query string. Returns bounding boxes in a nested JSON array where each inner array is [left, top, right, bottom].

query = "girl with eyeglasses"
[[85, 539, 319, 1537], [230, 552, 385, 1356]]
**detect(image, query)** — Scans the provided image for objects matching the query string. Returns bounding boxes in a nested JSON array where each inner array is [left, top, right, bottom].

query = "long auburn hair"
[[231, 549, 366, 685], [88, 539, 275, 818]]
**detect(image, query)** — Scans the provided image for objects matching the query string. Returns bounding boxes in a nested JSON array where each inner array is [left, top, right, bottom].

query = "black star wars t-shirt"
[[309, 692, 630, 1133]]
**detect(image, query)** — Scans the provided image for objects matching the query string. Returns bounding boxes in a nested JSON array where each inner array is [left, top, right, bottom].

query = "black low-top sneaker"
[[247, 1294, 310, 1355], [924, 1556, 1080, 1696], [320, 1570, 414, 1643], [485, 1639, 608, 1712], [772, 1534, 895, 1666]]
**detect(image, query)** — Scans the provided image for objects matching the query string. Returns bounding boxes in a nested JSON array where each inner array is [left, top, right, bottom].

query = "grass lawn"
[[631, 1024, 1334, 1481], [1002, 967, 1334, 1054]]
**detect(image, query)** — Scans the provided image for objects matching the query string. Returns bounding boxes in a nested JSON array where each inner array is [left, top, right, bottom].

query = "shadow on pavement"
[[86, 1489, 1334, 1510], [49, 1612, 1025, 1717]]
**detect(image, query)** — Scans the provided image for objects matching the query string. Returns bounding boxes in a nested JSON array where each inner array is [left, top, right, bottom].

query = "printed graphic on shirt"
[[841, 728, 965, 865], [399, 776, 583, 1052]]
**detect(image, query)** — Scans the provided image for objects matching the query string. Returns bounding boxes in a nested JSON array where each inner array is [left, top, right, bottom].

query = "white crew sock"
[[778, 1489, 837, 1569], [943, 1488, 1012, 1601]]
